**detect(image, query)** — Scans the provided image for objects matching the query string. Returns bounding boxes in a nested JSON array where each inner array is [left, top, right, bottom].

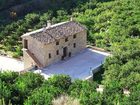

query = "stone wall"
[[23, 36, 46, 68], [23, 49, 35, 69], [43, 30, 87, 66]]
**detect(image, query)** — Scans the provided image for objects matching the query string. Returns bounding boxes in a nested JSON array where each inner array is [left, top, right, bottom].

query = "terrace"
[[36, 48, 110, 80]]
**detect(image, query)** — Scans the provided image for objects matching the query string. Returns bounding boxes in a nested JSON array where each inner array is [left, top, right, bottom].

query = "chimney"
[[47, 20, 51, 27]]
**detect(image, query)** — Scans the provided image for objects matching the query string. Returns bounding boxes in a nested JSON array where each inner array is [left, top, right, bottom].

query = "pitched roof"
[[21, 21, 86, 43]]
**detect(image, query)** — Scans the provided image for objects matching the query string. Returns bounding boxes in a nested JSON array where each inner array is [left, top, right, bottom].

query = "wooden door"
[[63, 47, 67, 57]]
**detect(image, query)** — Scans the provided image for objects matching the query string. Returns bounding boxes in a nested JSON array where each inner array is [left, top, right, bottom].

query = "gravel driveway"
[[0, 56, 24, 72]]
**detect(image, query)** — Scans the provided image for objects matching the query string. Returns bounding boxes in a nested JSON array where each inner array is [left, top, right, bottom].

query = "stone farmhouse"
[[21, 20, 87, 69]]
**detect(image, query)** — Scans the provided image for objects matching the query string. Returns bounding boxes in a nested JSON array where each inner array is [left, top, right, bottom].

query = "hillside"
[[0, 0, 108, 57], [0, 0, 139, 58], [0, 0, 94, 25], [76, 0, 140, 47], [0, 0, 140, 104]]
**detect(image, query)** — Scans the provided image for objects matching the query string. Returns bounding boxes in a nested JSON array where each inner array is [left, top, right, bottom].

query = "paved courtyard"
[[0, 48, 110, 80], [0, 56, 24, 72], [39, 48, 110, 80]]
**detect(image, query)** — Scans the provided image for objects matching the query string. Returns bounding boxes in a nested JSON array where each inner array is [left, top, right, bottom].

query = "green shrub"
[[0, 80, 11, 104], [45, 75, 72, 92], [0, 71, 19, 84], [24, 86, 61, 105], [12, 72, 44, 104], [12, 52, 20, 58]]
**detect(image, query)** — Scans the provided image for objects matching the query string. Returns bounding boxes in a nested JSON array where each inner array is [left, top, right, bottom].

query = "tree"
[[0, 80, 11, 104], [0, 71, 19, 84], [11, 72, 44, 104], [45, 75, 72, 92], [24, 85, 61, 105]]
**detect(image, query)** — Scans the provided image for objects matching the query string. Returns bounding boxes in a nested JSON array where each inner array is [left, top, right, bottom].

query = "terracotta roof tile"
[[22, 21, 86, 43]]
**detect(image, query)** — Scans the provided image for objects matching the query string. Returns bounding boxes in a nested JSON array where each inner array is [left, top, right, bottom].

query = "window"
[[24, 39, 28, 49], [56, 50, 59, 55], [65, 38, 68, 42], [73, 34, 76, 39], [56, 41, 59, 45], [73, 43, 76, 48], [49, 53, 51, 59]]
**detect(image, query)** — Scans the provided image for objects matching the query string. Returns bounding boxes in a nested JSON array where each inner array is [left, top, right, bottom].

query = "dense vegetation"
[[102, 39, 140, 105], [76, 0, 140, 48], [0, 0, 95, 57], [0, 0, 140, 104]]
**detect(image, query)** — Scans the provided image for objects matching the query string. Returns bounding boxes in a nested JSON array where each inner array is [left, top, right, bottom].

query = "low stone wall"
[[86, 45, 111, 54], [85, 64, 102, 81], [92, 64, 102, 74]]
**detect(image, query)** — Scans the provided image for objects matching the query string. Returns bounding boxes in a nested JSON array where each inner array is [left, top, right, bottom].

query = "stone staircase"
[[26, 49, 43, 68]]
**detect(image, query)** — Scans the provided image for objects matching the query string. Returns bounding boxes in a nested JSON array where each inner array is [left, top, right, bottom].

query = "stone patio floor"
[[38, 48, 110, 80]]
